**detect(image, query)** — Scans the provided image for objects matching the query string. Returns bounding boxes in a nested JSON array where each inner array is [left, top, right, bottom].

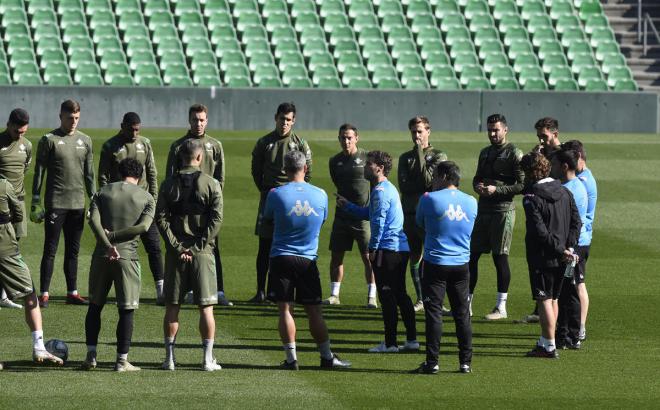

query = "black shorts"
[[267, 255, 322, 305], [575, 245, 590, 284], [530, 266, 564, 301]]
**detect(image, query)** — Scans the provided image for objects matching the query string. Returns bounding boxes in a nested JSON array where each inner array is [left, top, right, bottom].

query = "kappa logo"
[[537, 290, 546, 298], [440, 204, 470, 222], [288, 200, 319, 217]]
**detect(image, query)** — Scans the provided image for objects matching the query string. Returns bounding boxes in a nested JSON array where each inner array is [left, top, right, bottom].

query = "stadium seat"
[[612, 79, 638, 91], [522, 77, 548, 90]]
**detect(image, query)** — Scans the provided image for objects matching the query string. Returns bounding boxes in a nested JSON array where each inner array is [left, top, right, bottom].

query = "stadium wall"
[[1, 86, 657, 133]]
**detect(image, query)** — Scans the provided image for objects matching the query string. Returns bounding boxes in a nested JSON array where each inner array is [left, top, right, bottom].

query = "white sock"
[[580, 323, 586, 333], [496, 292, 507, 311], [202, 339, 214, 363], [165, 337, 175, 361], [318, 340, 333, 360], [156, 280, 164, 293], [41, 291, 49, 297], [32, 330, 45, 350], [546, 339, 556, 351], [68, 290, 79, 296], [330, 282, 341, 297], [468, 294, 473, 315], [117, 353, 128, 361], [539, 336, 547, 348], [87, 345, 97, 353], [0, 288, 7, 300], [283, 342, 297, 363], [367, 283, 376, 298]]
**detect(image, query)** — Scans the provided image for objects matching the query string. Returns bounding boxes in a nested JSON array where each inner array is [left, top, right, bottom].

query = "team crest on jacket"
[[19, 144, 26, 151], [354, 157, 362, 165], [288, 141, 297, 150], [77, 139, 83, 145], [425, 155, 433, 162], [205, 142, 212, 150], [136, 143, 144, 150]]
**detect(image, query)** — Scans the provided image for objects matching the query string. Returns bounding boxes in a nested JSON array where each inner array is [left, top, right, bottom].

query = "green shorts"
[[403, 213, 424, 255], [329, 216, 370, 253], [13, 200, 26, 238], [164, 251, 217, 306], [254, 191, 274, 238], [0, 254, 33, 300], [470, 209, 516, 255], [88, 256, 141, 309]]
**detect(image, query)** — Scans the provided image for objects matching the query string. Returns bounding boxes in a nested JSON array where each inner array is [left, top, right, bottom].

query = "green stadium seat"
[[600, 53, 626, 74], [312, 64, 339, 80], [520, 0, 545, 21], [255, 76, 283, 87], [226, 76, 252, 87], [291, 0, 316, 19], [512, 53, 539, 73], [440, 14, 466, 33], [424, 50, 451, 71], [30, 9, 57, 29], [252, 64, 280, 84], [129, 52, 157, 70], [204, 0, 230, 16], [376, 0, 402, 19], [0, 74, 11, 85], [549, 0, 574, 21], [69, 50, 96, 70], [538, 41, 563, 60], [483, 55, 508, 74], [478, 39, 505, 60], [588, 27, 616, 48], [329, 25, 356, 46], [584, 14, 609, 34], [571, 53, 597, 74], [354, 13, 379, 32], [548, 66, 574, 86], [560, 28, 587, 48], [134, 62, 161, 81], [316, 76, 342, 88], [469, 13, 495, 33], [553, 78, 579, 90], [381, 14, 406, 34], [77, 73, 104, 85], [433, 77, 461, 90], [159, 50, 187, 71], [167, 75, 193, 87], [507, 40, 534, 60], [527, 15, 553, 35], [606, 66, 633, 88], [247, 50, 274, 72], [308, 53, 334, 72], [358, 26, 385, 46], [465, 77, 490, 89], [265, 13, 291, 33], [33, 25, 60, 42], [12, 62, 40, 82], [195, 75, 222, 86], [503, 27, 529, 47], [2, 9, 28, 29], [595, 41, 621, 61], [402, 76, 430, 90], [612, 79, 638, 91], [387, 25, 414, 47], [498, 14, 524, 35], [542, 53, 569, 74], [579, 0, 603, 21], [583, 78, 608, 91], [182, 25, 210, 44], [494, 78, 519, 90], [302, 39, 328, 58], [207, 12, 233, 31], [282, 66, 309, 85], [16, 73, 44, 85], [532, 27, 557, 48], [39, 49, 67, 70], [434, 0, 460, 20], [178, 12, 204, 31], [518, 66, 545, 85], [144, 0, 169, 16], [287, 76, 313, 88], [376, 77, 402, 89], [319, 0, 344, 19], [36, 37, 64, 55], [567, 41, 592, 59], [27, 0, 54, 15], [463, 0, 489, 20], [115, 0, 141, 16], [345, 77, 371, 89], [45, 73, 73, 86], [89, 10, 115, 31], [522, 77, 548, 90], [136, 74, 164, 86], [294, 11, 321, 33], [174, 0, 200, 17], [492, 0, 516, 20], [147, 10, 175, 32]]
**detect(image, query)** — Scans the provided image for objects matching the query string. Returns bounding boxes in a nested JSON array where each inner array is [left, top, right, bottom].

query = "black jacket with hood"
[[522, 178, 581, 269]]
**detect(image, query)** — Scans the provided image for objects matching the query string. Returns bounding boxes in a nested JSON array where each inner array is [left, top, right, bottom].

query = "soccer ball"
[[45, 339, 69, 362]]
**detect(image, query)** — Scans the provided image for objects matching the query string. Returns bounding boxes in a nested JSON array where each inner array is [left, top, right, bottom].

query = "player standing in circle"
[[98, 112, 164, 305], [250, 102, 312, 303], [398, 116, 447, 312], [323, 123, 376, 308], [0, 108, 32, 309], [165, 104, 231, 306], [0, 173, 63, 369], [31, 99, 95, 307], [158, 139, 224, 371], [414, 161, 477, 374], [82, 158, 155, 372], [338, 150, 418, 354], [469, 114, 524, 320], [520, 152, 581, 358], [264, 150, 351, 370]]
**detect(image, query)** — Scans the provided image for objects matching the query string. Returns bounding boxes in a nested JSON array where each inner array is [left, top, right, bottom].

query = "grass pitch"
[[1, 127, 659, 409]]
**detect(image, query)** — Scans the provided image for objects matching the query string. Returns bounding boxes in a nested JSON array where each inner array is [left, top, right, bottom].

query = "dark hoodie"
[[522, 178, 581, 269]]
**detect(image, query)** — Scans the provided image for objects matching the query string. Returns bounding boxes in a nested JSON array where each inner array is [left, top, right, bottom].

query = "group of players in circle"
[[0, 100, 595, 374]]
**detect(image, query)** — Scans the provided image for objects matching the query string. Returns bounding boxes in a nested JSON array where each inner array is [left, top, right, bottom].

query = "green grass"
[[1, 127, 659, 409]]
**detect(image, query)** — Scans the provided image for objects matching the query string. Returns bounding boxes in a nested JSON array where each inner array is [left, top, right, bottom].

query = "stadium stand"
[[0, 0, 640, 90]]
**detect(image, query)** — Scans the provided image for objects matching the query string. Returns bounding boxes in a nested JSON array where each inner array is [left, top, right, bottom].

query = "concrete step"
[[607, 16, 660, 33], [639, 84, 660, 92], [602, 4, 660, 19], [627, 58, 660, 72], [617, 31, 659, 46], [620, 44, 660, 59]]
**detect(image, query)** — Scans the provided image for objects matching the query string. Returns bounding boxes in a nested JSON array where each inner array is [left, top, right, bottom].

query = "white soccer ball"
[[45, 339, 69, 362]]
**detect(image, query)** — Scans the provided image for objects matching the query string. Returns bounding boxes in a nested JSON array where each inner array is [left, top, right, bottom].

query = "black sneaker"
[[526, 345, 559, 359], [280, 359, 299, 370], [558, 340, 581, 350], [459, 364, 471, 373], [414, 361, 439, 374], [320, 354, 351, 369], [248, 291, 266, 304]]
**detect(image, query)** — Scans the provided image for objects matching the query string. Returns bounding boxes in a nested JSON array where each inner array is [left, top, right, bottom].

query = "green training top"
[[251, 130, 312, 191], [156, 166, 223, 255], [0, 179, 22, 257], [0, 131, 32, 198], [98, 133, 158, 199], [398, 144, 447, 214], [165, 133, 225, 190], [32, 128, 95, 210], [472, 141, 525, 212], [329, 147, 370, 220], [88, 181, 155, 260]]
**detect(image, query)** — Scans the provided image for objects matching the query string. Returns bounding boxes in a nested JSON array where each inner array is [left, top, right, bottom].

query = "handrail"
[[638, 0, 642, 42], [643, 13, 660, 56]]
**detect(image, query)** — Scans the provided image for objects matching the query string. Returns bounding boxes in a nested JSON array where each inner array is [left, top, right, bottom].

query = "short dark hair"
[[118, 158, 143, 180], [521, 152, 551, 182], [179, 138, 203, 163], [338, 123, 358, 135], [555, 149, 579, 171], [8, 108, 29, 126], [188, 103, 208, 118], [60, 99, 81, 114], [366, 150, 393, 177], [122, 112, 141, 126], [434, 161, 461, 187], [408, 115, 430, 130], [487, 114, 507, 126], [275, 102, 296, 118], [534, 117, 558, 132], [562, 139, 586, 161]]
